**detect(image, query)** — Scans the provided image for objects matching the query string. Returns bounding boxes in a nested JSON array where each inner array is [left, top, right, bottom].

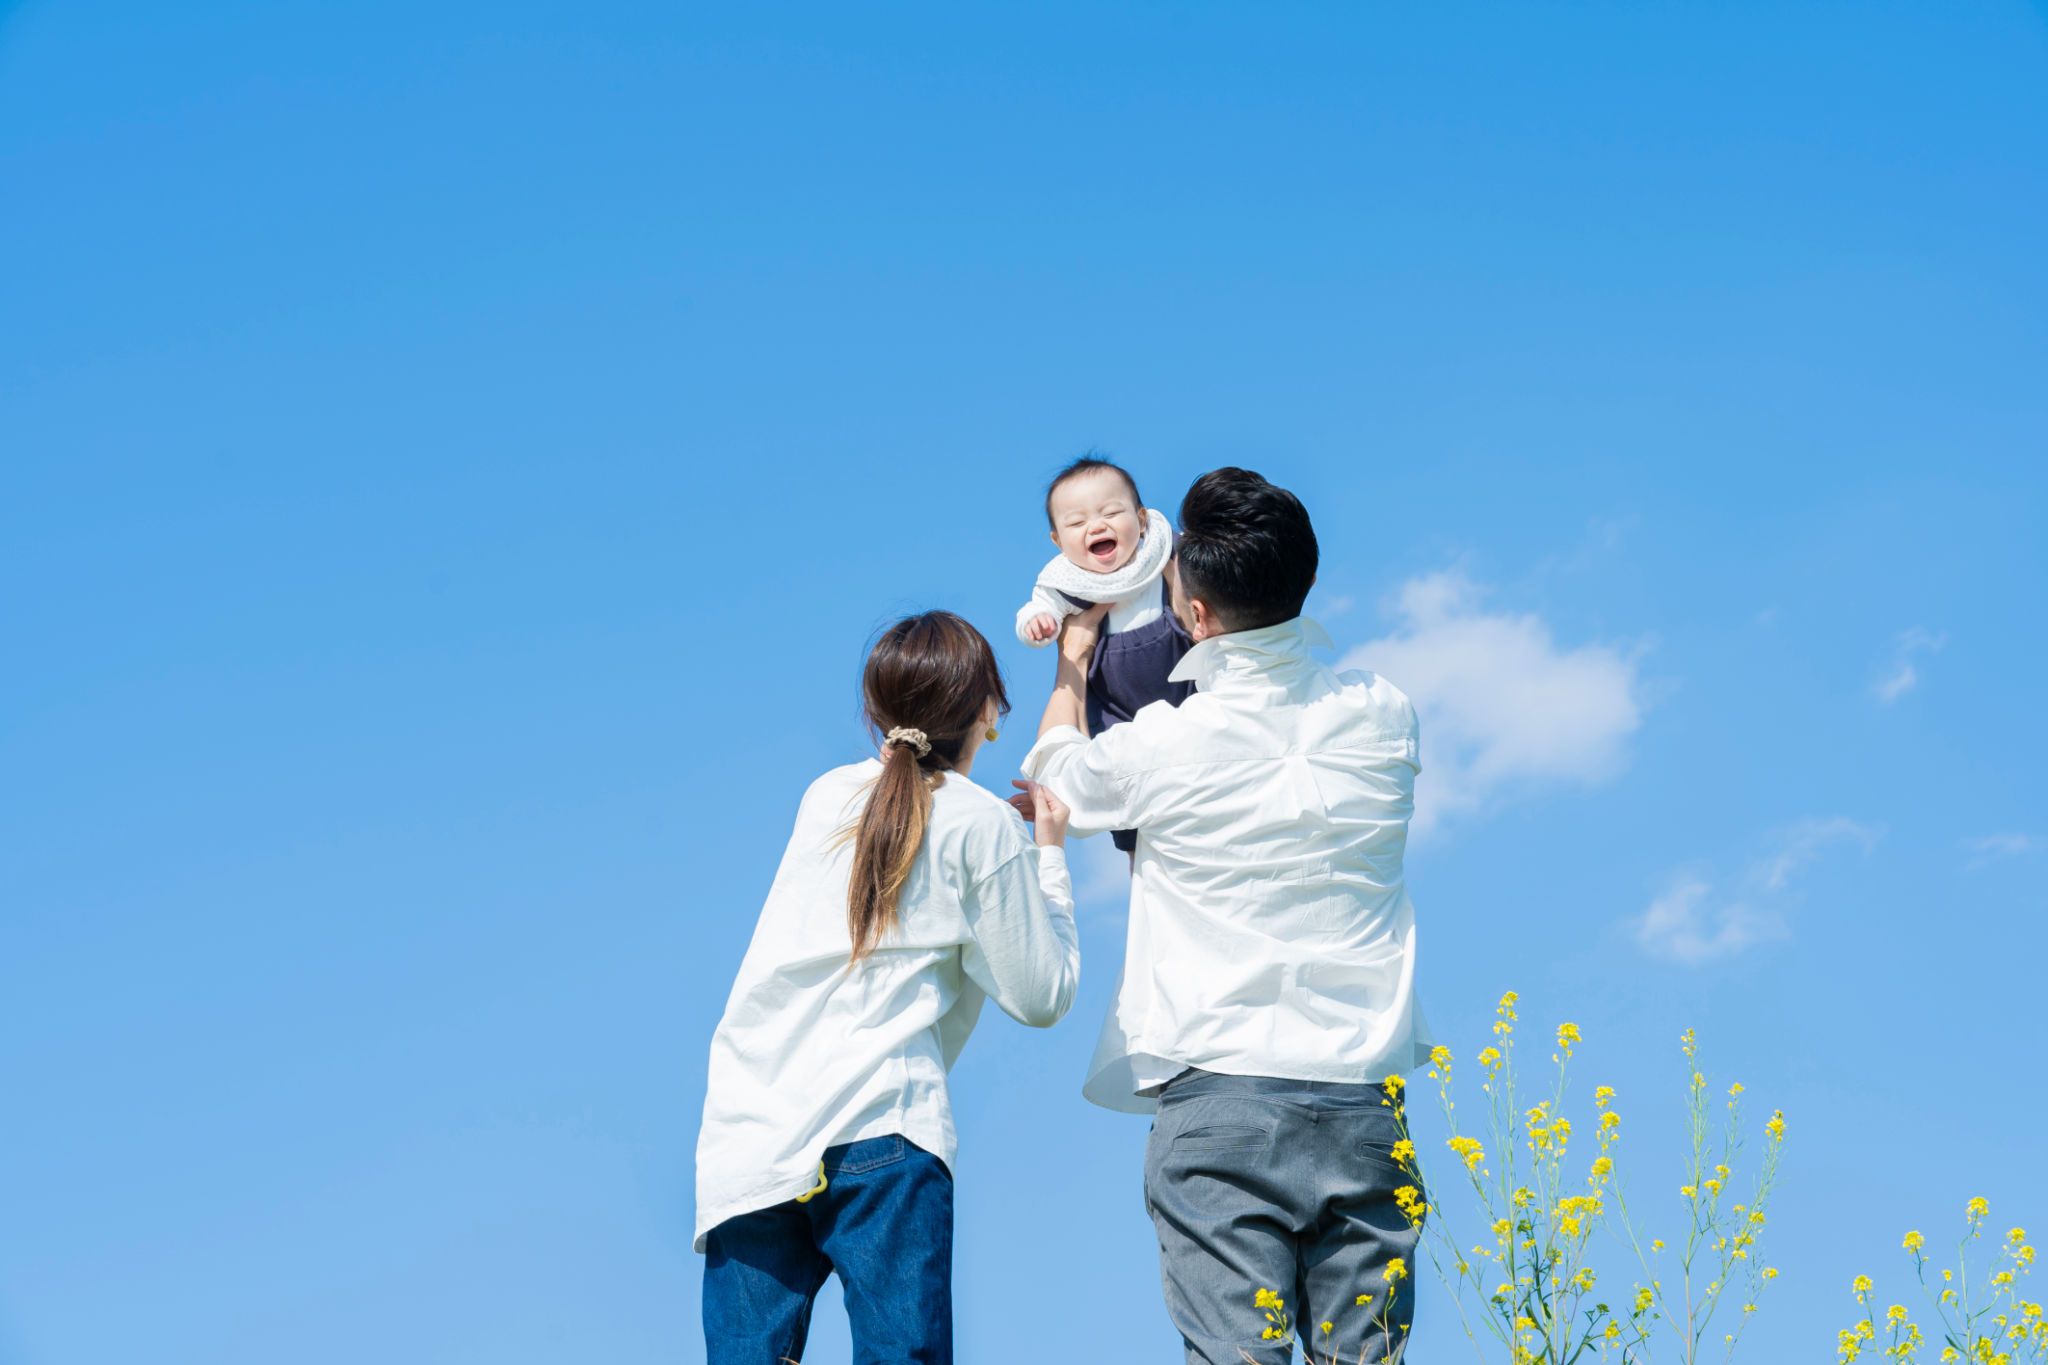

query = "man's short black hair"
[[1176, 467, 1318, 631], [1045, 453, 1144, 528]]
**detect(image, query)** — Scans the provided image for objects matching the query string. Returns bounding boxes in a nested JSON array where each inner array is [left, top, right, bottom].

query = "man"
[[1021, 467, 1431, 1365]]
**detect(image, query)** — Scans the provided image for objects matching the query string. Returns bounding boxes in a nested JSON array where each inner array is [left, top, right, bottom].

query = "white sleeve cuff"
[[1020, 724, 1087, 780], [1033, 844, 1073, 913]]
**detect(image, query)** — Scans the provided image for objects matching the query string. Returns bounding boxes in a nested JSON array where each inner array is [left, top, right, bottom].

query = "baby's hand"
[[1026, 613, 1060, 643]]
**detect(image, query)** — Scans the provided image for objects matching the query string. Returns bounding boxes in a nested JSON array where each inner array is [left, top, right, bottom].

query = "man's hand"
[[1025, 613, 1060, 644], [1059, 601, 1111, 659], [1007, 779, 1071, 848]]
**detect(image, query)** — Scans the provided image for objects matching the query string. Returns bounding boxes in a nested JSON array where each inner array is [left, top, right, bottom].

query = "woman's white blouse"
[[693, 759, 1079, 1250]]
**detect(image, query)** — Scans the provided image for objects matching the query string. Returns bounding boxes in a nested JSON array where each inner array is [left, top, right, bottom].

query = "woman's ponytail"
[[847, 736, 934, 961], [846, 612, 1009, 963]]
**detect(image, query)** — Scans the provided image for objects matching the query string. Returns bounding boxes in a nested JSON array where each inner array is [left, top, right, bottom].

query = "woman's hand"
[[1058, 601, 1111, 661], [1008, 779, 1071, 848]]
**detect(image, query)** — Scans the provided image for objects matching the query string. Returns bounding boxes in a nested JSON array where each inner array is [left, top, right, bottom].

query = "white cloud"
[[1874, 627, 1946, 703], [1632, 877, 1787, 966], [1757, 816, 1881, 891], [1964, 833, 2040, 872], [1339, 571, 1646, 834], [1631, 818, 1881, 966]]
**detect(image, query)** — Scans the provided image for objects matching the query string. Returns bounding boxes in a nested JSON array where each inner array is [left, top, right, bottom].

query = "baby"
[[1016, 455, 1194, 851]]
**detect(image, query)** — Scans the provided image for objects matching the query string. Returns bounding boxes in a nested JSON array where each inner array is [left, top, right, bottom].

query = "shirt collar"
[[1167, 616, 1335, 691]]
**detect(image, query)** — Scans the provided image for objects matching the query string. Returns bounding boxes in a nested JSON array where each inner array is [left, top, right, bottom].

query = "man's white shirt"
[[1022, 617, 1433, 1113]]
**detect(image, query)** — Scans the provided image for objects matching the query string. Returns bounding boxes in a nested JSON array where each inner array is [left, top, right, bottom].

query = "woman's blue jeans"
[[702, 1135, 953, 1365]]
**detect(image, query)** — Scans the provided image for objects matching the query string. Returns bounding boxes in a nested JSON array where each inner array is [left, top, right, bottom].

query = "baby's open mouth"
[[1088, 535, 1119, 563]]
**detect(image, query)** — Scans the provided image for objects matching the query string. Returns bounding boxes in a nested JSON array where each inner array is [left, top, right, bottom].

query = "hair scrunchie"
[[884, 726, 931, 757]]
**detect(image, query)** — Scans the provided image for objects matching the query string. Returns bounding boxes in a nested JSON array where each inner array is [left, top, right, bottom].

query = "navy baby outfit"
[[1075, 578, 1194, 851]]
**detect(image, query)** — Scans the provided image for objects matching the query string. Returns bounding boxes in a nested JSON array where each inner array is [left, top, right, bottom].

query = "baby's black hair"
[[1044, 452, 1144, 528]]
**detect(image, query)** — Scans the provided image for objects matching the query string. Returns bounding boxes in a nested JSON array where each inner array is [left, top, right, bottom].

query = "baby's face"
[[1048, 468, 1145, 574]]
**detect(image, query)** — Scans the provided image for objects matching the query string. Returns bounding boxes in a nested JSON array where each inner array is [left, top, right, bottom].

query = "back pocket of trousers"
[[1173, 1125, 1271, 1151]]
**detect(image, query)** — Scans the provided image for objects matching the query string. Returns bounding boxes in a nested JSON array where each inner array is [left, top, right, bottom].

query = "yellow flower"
[[1515, 1315, 1535, 1330], [1430, 1044, 1453, 1068], [1592, 1156, 1614, 1177], [1557, 1022, 1582, 1052], [1729, 1081, 1745, 1096], [1652, 1240, 1666, 1253], [1854, 1275, 1873, 1298], [1766, 1110, 1786, 1141], [1904, 1231, 1926, 1253], [1355, 1292, 1372, 1307], [1682, 1185, 1699, 1199], [1634, 1287, 1654, 1312], [1600, 1111, 1621, 1132], [1889, 1306, 1909, 1323], [1605, 1321, 1622, 1342], [1968, 1197, 1990, 1221], [1449, 1135, 1486, 1170], [1391, 1139, 1416, 1164], [2010, 1227, 2029, 1247], [1764, 1268, 1779, 1280], [1384, 1258, 1408, 1283], [1595, 1085, 1615, 1108], [1478, 1046, 1502, 1069], [1255, 1288, 1285, 1310], [1681, 1027, 1697, 1057], [1321, 1321, 1333, 1334], [1499, 990, 1520, 1017]]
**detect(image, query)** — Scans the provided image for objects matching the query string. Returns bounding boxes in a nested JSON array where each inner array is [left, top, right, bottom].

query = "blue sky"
[[3, 2, 2045, 1361]]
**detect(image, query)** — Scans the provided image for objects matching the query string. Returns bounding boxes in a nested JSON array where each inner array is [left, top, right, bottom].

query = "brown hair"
[[847, 611, 1010, 962]]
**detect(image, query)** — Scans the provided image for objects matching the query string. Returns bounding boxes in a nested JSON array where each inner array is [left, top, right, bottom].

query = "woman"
[[695, 611, 1079, 1365]]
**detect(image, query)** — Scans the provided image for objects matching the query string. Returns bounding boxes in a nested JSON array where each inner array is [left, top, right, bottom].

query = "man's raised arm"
[[1036, 601, 1106, 740], [1022, 602, 1141, 840]]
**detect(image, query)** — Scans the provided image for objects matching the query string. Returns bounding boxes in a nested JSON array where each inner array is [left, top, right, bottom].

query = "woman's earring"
[[985, 727, 1000, 743]]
